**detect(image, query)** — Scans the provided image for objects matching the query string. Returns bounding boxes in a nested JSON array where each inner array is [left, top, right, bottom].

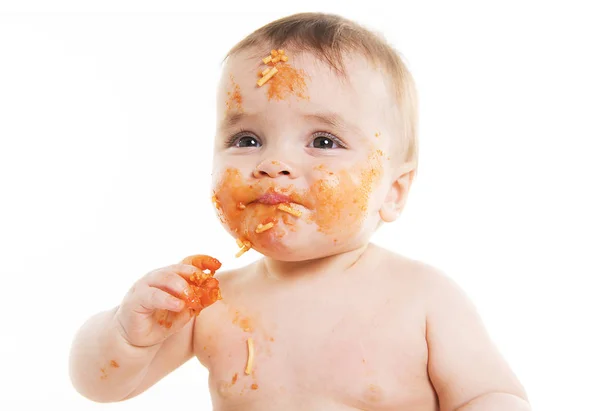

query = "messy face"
[[212, 50, 398, 261]]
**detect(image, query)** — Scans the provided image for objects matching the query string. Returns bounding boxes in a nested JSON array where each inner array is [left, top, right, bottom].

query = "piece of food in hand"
[[180, 255, 222, 313]]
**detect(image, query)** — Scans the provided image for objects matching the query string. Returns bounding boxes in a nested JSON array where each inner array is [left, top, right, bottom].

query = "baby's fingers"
[[147, 267, 194, 297], [139, 286, 185, 313]]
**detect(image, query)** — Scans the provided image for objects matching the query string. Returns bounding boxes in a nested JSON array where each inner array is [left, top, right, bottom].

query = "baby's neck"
[[260, 242, 374, 280]]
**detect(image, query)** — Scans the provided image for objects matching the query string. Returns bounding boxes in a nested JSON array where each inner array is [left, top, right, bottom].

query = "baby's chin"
[[225, 220, 348, 262], [251, 238, 346, 262]]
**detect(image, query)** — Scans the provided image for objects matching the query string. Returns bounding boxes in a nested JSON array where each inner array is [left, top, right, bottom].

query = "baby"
[[69, 12, 530, 411]]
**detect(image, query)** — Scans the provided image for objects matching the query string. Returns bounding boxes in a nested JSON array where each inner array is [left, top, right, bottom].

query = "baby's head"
[[211, 12, 418, 261]]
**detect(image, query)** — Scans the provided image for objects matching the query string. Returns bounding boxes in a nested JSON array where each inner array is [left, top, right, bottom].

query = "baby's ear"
[[379, 163, 416, 223]]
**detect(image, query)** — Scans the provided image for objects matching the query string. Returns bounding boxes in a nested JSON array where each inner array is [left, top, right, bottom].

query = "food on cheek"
[[309, 151, 383, 237], [255, 222, 274, 233], [212, 195, 226, 224], [212, 151, 383, 252], [235, 239, 252, 258]]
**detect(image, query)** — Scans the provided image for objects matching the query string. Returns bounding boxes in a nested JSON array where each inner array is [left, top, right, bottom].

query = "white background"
[[1, 1, 599, 410]]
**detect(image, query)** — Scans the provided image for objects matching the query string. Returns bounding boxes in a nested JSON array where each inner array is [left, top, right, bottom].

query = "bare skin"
[[69, 49, 529, 410], [197, 244, 438, 411]]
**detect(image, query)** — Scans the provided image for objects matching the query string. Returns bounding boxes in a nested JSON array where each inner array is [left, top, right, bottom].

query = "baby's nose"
[[253, 159, 297, 179]]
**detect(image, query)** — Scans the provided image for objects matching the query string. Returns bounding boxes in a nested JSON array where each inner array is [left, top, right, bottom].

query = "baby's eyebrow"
[[220, 111, 248, 130], [303, 112, 362, 135], [219, 110, 362, 136]]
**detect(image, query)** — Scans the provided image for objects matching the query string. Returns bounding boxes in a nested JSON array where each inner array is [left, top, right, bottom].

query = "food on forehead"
[[245, 337, 255, 375], [261, 48, 286, 64], [179, 254, 222, 312], [257, 67, 278, 87], [225, 75, 243, 112], [257, 49, 289, 87]]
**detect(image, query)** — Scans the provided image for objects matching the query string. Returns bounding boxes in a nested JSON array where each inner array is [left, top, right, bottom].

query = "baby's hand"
[[115, 256, 221, 348]]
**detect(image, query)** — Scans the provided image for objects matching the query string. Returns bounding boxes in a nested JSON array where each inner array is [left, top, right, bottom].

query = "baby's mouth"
[[246, 187, 309, 209], [255, 192, 294, 205]]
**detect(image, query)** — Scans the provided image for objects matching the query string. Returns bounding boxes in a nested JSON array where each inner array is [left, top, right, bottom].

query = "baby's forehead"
[[218, 50, 397, 123], [223, 50, 390, 95]]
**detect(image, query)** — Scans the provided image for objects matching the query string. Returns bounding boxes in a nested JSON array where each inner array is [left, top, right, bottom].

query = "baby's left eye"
[[309, 134, 345, 149]]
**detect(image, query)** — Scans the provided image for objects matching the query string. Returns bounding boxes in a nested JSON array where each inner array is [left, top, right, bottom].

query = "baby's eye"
[[227, 133, 262, 148], [310, 133, 345, 149], [237, 136, 261, 148]]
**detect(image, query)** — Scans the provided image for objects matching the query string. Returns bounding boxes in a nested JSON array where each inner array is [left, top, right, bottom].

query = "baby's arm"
[[69, 260, 214, 402], [424, 272, 531, 411], [69, 304, 195, 402]]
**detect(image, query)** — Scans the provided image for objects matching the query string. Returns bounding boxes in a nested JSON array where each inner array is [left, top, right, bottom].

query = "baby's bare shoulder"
[[374, 247, 479, 324], [371, 245, 447, 286]]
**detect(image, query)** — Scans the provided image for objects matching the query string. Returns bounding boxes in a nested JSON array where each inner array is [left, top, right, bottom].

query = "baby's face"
[[212, 49, 400, 261]]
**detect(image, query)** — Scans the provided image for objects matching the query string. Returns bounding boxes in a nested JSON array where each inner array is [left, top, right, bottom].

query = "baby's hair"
[[225, 12, 419, 169]]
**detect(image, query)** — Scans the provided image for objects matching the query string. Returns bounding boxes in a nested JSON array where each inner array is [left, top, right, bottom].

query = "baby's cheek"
[[212, 169, 254, 236], [311, 152, 384, 238], [310, 173, 366, 236]]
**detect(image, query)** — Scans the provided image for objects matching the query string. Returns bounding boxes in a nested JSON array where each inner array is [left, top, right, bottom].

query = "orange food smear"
[[213, 150, 383, 243], [305, 151, 383, 236], [232, 310, 254, 332], [232, 373, 238, 385], [110, 360, 119, 368], [212, 171, 301, 241], [266, 63, 309, 101], [156, 310, 173, 328], [251, 383, 259, 390], [180, 255, 222, 313], [225, 75, 243, 112], [212, 195, 226, 223]]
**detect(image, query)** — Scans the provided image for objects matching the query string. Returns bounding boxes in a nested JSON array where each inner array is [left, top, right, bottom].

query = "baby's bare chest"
[[193, 276, 437, 410]]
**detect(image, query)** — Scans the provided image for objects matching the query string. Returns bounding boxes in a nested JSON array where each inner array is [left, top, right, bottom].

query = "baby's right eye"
[[227, 133, 262, 148]]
